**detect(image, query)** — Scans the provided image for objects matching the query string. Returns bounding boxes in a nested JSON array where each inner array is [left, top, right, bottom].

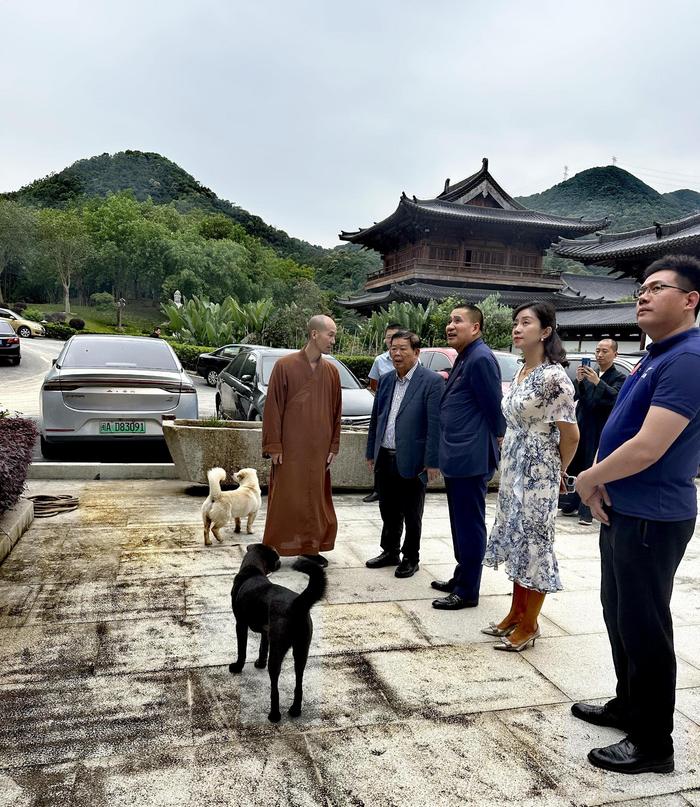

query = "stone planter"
[[163, 420, 451, 490]]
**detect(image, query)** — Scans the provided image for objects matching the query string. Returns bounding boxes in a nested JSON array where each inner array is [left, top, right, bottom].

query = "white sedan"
[[40, 334, 198, 458]]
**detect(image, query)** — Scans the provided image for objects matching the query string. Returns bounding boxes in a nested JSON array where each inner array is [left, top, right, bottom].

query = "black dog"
[[229, 543, 327, 723]]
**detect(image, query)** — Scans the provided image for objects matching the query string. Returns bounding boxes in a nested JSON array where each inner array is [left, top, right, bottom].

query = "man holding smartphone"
[[574, 254, 700, 774], [561, 341, 625, 524]]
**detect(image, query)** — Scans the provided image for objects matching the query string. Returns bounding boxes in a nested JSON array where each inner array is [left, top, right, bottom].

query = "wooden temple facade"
[[339, 158, 609, 308]]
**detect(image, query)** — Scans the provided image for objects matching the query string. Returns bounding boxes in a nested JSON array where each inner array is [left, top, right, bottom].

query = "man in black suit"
[[561, 339, 626, 525], [365, 330, 444, 578]]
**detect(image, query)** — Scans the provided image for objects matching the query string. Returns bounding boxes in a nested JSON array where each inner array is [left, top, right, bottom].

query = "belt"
[[380, 447, 396, 455]]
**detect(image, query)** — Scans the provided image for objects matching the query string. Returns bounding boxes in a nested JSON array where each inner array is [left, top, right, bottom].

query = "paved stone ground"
[[1, 480, 699, 807]]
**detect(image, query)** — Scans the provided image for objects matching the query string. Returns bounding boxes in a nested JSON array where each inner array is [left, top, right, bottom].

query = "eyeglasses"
[[634, 282, 692, 299]]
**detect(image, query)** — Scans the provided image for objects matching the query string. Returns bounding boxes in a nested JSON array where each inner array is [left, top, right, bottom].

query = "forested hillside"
[[0, 151, 380, 316], [516, 166, 700, 232]]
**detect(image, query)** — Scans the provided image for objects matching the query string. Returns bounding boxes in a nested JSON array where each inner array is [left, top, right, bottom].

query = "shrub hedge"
[[43, 322, 77, 340], [21, 307, 44, 323], [0, 415, 38, 515], [336, 354, 374, 380], [167, 341, 214, 371]]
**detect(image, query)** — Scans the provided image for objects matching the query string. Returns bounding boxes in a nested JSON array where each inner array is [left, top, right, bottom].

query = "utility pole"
[[612, 156, 617, 166], [563, 165, 569, 181]]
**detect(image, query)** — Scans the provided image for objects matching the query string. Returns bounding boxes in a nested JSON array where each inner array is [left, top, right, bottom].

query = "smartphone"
[[563, 474, 577, 493], [581, 357, 592, 368]]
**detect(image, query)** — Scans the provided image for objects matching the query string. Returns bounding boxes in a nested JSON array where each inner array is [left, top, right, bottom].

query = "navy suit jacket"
[[366, 363, 444, 480], [439, 338, 506, 478]]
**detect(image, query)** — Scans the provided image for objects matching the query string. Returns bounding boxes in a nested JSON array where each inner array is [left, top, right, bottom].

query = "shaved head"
[[307, 314, 335, 336]]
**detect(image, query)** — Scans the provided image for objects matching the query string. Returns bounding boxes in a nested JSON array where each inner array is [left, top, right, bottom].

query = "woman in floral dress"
[[483, 302, 579, 651]]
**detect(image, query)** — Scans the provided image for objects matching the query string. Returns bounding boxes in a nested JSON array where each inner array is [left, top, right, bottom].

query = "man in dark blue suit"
[[433, 304, 505, 609], [365, 330, 444, 578]]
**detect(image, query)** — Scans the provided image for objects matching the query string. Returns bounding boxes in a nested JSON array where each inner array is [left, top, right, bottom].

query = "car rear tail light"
[[180, 384, 197, 394], [8, 337, 19, 344], [42, 379, 63, 391]]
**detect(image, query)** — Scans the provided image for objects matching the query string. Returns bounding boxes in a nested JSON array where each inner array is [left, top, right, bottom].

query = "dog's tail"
[[207, 467, 228, 500], [290, 559, 327, 617]]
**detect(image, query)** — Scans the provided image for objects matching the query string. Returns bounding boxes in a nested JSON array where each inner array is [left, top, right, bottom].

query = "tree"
[[36, 209, 92, 314], [480, 293, 513, 349], [0, 200, 36, 304]]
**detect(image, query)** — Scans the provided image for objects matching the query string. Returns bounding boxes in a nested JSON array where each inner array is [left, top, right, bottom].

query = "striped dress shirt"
[[380, 362, 419, 450]]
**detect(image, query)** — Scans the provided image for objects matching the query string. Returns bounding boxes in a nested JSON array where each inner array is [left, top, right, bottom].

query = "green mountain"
[[516, 166, 700, 232], [2, 150, 332, 267]]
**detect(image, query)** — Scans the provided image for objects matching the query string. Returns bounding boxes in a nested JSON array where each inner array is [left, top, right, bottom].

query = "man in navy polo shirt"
[[574, 254, 700, 775]]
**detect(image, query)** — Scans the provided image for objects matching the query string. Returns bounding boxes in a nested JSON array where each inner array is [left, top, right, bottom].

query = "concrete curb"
[[28, 463, 179, 480], [0, 499, 34, 566]]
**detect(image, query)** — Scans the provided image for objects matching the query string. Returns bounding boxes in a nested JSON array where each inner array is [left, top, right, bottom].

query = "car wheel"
[[40, 436, 61, 460], [252, 412, 262, 422], [206, 369, 218, 387], [18, 326, 31, 338], [215, 398, 225, 420]]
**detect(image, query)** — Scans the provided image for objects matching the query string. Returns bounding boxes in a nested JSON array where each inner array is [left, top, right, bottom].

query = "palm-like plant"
[[161, 295, 275, 346]]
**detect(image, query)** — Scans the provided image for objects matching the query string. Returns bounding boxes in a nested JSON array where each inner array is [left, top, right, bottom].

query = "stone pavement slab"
[[0, 480, 698, 806], [498, 703, 700, 806]]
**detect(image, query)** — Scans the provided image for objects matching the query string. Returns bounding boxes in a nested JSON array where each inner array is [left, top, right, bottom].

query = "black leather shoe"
[[300, 554, 328, 568], [431, 593, 477, 610], [395, 559, 419, 578], [571, 702, 629, 731], [362, 491, 380, 503], [366, 551, 400, 569], [430, 579, 454, 593], [588, 738, 674, 774]]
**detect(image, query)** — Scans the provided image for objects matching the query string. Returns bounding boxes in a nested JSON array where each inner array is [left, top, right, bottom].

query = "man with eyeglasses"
[[574, 254, 700, 774]]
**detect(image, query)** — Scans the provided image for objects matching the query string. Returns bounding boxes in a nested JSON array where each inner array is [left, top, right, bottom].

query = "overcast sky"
[[2, 0, 699, 247]]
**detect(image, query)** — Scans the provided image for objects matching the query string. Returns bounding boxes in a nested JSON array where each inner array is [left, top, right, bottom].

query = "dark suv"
[[195, 343, 263, 386], [216, 348, 375, 427]]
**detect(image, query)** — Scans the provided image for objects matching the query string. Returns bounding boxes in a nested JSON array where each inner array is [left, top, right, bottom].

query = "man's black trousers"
[[376, 447, 426, 563], [600, 509, 694, 752], [445, 475, 488, 602]]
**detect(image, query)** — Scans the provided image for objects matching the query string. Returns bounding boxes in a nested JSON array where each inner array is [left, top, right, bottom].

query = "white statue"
[[173, 289, 182, 308]]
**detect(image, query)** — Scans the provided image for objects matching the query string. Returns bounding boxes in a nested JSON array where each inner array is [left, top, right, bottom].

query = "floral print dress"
[[483, 362, 576, 593]]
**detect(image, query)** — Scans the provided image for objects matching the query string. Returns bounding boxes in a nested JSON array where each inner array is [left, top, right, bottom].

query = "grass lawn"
[[32, 301, 164, 336]]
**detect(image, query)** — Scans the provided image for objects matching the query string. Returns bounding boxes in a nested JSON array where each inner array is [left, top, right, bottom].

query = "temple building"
[[338, 158, 609, 312], [550, 212, 700, 349]]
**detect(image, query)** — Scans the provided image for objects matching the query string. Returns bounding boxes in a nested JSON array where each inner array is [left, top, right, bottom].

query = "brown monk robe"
[[262, 350, 342, 556]]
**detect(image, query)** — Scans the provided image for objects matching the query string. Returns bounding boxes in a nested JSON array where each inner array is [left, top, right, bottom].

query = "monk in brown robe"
[[262, 315, 342, 565]]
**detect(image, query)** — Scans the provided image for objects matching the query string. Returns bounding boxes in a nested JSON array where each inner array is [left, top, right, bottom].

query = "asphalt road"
[[0, 336, 216, 461]]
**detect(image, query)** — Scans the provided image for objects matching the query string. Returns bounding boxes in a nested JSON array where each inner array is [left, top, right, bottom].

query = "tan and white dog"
[[202, 467, 262, 546]]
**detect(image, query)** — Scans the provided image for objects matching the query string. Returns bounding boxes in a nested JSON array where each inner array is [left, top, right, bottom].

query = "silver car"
[[40, 334, 198, 457]]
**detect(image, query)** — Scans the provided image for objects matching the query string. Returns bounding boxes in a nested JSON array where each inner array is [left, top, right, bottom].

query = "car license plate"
[[99, 420, 146, 435]]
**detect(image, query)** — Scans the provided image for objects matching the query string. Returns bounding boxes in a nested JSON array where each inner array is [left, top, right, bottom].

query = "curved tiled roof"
[[337, 281, 607, 311], [553, 212, 700, 265], [340, 160, 609, 247]]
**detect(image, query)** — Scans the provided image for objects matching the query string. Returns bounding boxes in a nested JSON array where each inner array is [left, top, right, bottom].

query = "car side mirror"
[[240, 373, 253, 384], [52, 358, 57, 366]]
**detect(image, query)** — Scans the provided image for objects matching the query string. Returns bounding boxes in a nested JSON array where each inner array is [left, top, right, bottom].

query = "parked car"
[[0, 307, 45, 338], [0, 320, 21, 365], [419, 346, 520, 393], [40, 334, 198, 458], [195, 343, 264, 387], [216, 348, 374, 427]]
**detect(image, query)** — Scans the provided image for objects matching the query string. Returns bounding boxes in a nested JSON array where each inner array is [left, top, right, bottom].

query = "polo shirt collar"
[[647, 327, 700, 357]]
